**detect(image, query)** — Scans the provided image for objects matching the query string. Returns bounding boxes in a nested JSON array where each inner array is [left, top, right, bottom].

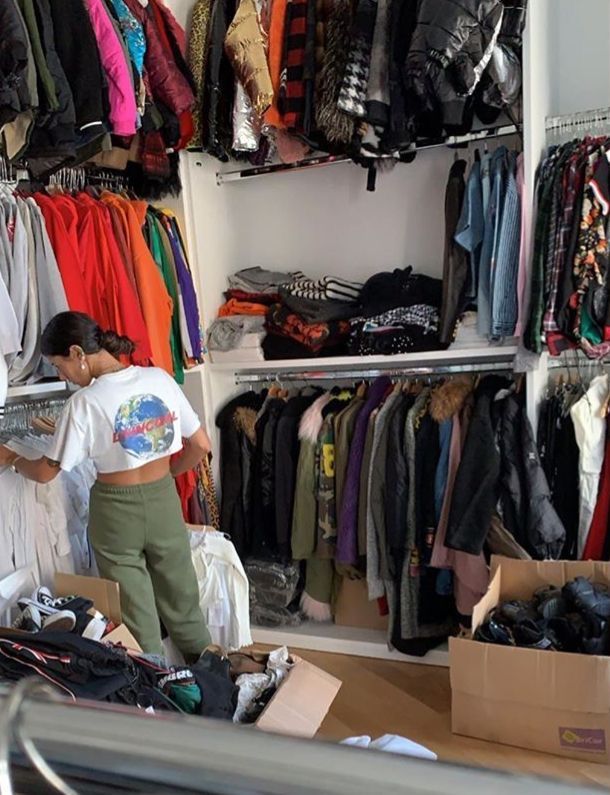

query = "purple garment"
[[165, 216, 203, 360], [336, 377, 392, 564]]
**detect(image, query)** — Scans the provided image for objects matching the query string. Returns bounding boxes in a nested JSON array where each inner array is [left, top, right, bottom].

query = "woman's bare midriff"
[[96, 457, 172, 486]]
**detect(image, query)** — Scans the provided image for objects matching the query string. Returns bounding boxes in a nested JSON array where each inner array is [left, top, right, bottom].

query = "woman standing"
[[0, 312, 212, 660]]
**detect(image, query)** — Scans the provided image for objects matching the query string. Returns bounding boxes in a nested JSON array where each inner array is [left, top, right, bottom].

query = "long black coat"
[[445, 375, 508, 555], [216, 392, 264, 558], [498, 395, 566, 560]]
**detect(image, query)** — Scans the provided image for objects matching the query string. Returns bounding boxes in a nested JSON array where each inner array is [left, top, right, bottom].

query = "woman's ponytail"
[[97, 329, 136, 358]]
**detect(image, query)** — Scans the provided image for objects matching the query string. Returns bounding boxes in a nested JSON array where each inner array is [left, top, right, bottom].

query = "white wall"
[[548, 0, 610, 117], [184, 144, 531, 322]]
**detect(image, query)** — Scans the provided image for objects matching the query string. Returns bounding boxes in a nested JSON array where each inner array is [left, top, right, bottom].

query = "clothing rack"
[[0, 158, 28, 185], [46, 167, 132, 192], [214, 123, 521, 185], [234, 359, 516, 385], [546, 350, 610, 372], [545, 106, 610, 136]]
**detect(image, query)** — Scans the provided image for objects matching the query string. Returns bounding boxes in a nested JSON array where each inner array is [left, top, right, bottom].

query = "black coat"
[[274, 391, 321, 561], [27, 0, 77, 176], [201, 0, 236, 161], [251, 397, 285, 558], [48, 0, 106, 134], [0, 0, 30, 125], [384, 395, 412, 554], [382, 0, 418, 152], [439, 159, 469, 345], [216, 392, 264, 558], [498, 395, 566, 560], [445, 376, 509, 555], [405, 0, 503, 128]]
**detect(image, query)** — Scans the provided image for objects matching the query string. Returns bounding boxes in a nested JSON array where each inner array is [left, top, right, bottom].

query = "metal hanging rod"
[[546, 351, 610, 369], [215, 123, 520, 185], [234, 359, 516, 385], [546, 106, 610, 133], [6, 382, 69, 400], [0, 157, 28, 184]]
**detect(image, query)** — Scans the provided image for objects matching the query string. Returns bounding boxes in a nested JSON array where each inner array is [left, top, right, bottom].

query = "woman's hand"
[[170, 428, 212, 479]]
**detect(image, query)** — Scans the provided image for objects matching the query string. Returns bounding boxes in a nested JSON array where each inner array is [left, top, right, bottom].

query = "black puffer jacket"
[[405, 0, 504, 128], [498, 395, 566, 560], [476, 0, 528, 123]]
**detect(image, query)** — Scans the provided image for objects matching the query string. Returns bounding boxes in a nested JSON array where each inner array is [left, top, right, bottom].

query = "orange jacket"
[[101, 193, 174, 373]]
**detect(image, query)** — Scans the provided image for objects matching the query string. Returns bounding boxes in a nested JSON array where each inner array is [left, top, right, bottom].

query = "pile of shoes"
[[475, 577, 610, 655], [12, 586, 114, 642]]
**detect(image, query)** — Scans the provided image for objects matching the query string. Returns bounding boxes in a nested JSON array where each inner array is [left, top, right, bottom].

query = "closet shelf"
[[215, 123, 520, 185], [6, 381, 69, 400], [207, 343, 519, 379], [251, 622, 449, 666]]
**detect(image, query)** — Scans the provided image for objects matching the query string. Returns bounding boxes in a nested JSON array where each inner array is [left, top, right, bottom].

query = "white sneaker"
[[42, 610, 77, 633]]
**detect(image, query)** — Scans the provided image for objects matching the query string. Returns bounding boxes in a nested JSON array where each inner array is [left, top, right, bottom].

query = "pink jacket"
[[84, 0, 138, 136]]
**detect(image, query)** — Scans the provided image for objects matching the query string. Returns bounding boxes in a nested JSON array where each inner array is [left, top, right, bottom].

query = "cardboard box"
[[55, 573, 142, 653], [254, 654, 341, 739], [450, 557, 610, 764], [334, 577, 388, 631]]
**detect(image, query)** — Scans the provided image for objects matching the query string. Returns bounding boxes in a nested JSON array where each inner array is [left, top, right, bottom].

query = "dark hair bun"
[[98, 329, 136, 358]]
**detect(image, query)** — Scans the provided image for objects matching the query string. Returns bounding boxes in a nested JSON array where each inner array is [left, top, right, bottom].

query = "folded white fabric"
[[341, 734, 437, 760]]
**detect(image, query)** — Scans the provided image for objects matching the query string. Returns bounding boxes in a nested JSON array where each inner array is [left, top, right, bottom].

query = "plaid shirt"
[[542, 145, 585, 333], [525, 148, 563, 352]]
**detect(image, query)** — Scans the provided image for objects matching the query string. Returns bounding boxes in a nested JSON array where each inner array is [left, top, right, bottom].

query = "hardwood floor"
[[288, 648, 610, 789]]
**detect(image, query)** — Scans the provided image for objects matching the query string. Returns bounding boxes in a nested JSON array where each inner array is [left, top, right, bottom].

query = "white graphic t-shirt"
[[47, 367, 201, 473]]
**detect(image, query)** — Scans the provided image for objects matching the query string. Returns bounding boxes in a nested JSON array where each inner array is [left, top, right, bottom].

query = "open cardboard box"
[[450, 556, 610, 763], [253, 653, 341, 739], [55, 573, 142, 653], [55, 574, 340, 737], [334, 576, 388, 632]]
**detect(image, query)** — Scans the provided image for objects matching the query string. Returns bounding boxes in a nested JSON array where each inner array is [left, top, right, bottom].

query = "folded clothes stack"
[[209, 266, 447, 361], [347, 268, 446, 356], [207, 267, 302, 361], [210, 333, 266, 363]]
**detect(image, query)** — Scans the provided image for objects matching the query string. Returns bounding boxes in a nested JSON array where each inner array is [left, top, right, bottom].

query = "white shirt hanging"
[[189, 528, 252, 651]]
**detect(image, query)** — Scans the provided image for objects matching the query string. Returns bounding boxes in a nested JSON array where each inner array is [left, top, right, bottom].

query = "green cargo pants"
[[89, 475, 211, 658]]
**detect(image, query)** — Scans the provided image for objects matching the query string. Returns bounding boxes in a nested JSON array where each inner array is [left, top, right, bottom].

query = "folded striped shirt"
[[286, 276, 363, 302]]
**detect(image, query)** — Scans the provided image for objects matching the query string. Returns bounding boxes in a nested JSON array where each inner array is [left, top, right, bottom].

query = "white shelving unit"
[[167, 0, 608, 663], [6, 381, 69, 400], [207, 343, 520, 375], [252, 623, 449, 666]]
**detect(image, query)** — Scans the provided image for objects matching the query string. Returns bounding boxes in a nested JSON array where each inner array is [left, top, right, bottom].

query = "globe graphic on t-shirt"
[[113, 394, 176, 460]]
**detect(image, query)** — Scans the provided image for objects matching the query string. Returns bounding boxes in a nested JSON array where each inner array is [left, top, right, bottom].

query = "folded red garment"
[[225, 289, 281, 305]]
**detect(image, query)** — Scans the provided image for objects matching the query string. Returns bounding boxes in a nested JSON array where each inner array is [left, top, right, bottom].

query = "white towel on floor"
[[341, 734, 437, 760]]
